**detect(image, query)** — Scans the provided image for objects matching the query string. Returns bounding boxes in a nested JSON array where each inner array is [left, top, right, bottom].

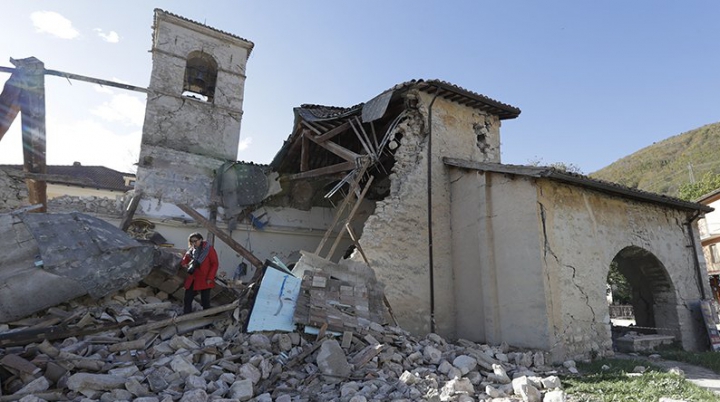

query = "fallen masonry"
[[0, 283, 573, 401]]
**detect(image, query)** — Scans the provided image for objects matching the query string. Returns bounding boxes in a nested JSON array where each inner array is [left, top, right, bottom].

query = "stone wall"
[[0, 169, 28, 212], [47, 195, 125, 218], [447, 168, 709, 361], [136, 10, 252, 210], [537, 179, 709, 360], [355, 91, 502, 339]]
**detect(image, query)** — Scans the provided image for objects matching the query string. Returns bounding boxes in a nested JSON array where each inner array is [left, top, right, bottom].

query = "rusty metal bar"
[[44, 69, 148, 93], [1, 66, 148, 93]]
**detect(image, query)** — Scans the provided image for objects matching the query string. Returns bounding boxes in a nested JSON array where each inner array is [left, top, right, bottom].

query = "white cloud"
[[93, 85, 114, 95], [93, 78, 132, 94], [95, 29, 120, 43], [30, 11, 79, 39], [91, 94, 145, 127], [0, 117, 141, 173], [238, 137, 253, 151], [48, 119, 141, 173]]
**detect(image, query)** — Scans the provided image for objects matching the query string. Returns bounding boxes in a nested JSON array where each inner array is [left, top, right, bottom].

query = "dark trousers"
[[183, 288, 211, 314]]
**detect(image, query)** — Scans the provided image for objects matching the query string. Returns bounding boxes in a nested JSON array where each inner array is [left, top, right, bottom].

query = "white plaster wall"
[[356, 92, 501, 339], [46, 184, 124, 200], [700, 198, 720, 238], [537, 180, 710, 359], [449, 170, 552, 350], [133, 202, 373, 279]]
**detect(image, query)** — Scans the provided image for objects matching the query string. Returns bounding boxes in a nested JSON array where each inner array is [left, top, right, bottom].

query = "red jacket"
[[181, 241, 219, 291]]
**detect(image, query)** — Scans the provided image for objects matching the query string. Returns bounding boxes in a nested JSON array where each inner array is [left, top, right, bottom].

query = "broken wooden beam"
[[300, 134, 310, 172], [326, 175, 375, 258], [14, 57, 47, 213], [284, 161, 355, 181], [315, 121, 350, 143], [176, 203, 264, 270], [119, 190, 143, 231], [0, 321, 129, 348], [314, 161, 371, 254], [306, 133, 361, 162], [124, 300, 239, 337], [0, 71, 21, 140]]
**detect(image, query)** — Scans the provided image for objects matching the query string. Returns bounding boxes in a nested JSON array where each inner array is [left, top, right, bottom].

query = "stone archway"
[[610, 246, 679, 337]]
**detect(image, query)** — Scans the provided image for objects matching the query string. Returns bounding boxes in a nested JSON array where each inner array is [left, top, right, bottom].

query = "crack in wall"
[[539, 201, 597, 336]]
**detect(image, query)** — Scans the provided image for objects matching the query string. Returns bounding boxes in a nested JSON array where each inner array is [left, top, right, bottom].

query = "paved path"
[[615, 353, 720, 394]]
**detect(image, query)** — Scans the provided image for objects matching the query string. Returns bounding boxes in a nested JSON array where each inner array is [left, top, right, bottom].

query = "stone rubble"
[[0, 284, 572, 401]]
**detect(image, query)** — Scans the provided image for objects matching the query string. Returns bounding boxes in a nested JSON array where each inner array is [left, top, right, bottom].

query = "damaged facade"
[[268, 81, 712, 360], [0, 7, 714, 367]]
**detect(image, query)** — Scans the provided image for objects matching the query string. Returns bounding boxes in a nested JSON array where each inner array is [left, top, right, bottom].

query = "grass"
[[655, 349, 720, 374], [561, 358, 720, 402]]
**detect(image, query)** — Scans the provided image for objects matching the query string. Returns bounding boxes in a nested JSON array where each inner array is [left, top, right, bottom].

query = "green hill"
[[590, 122, 720, 197]]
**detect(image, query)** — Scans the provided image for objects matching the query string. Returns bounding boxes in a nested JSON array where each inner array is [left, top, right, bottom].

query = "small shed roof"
[[0, 164, 134, 192], [444, 157, 713, 213]]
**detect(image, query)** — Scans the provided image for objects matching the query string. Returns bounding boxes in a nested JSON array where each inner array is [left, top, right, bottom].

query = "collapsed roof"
[[270, 79, 521, 180]]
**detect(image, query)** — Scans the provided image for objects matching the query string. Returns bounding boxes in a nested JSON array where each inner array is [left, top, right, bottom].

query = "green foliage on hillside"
[[590, 122, 720, 198], [678, 172, 720, 201]]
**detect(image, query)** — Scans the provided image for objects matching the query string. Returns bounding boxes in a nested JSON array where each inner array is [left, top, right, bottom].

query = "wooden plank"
[[119, 190, 143, 231], [301, 121, 323, 136], [315, 121, 350, 143], [125, 300, 239, 337], [0, 354, 40, 375], [16, 58, 47, 212], [0, 321, 129, 348], [326, 175, 375, 258], [300, 134, 309, 172], [348, 118, 374, 157], [315, 162, 370, 254], [306, 134, 360, 162], [345, 223, 370, 265], [349, 344, 384, 367], [177, 203, 264, 270], [0, 71, 21, 140], [284, 161, 355, 181]]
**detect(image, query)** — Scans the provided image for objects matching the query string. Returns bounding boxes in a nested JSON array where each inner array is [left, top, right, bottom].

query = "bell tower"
[[136, 9, 254, 208]]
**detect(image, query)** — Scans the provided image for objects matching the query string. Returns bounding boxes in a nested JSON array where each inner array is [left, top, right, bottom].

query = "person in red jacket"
[[180, 232, 219, 314]]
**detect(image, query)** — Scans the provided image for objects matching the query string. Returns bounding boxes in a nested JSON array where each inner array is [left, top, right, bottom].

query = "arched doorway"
[[607, 246, 680, 341]]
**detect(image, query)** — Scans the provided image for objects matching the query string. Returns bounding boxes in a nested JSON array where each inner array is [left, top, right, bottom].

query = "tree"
[[678, 171, 720, 201], [607, 261, 632, 305]]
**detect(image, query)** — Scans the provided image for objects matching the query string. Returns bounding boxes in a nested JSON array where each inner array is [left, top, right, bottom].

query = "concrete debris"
[[0, 212, 155, 322], [0, 282, 573, 401]]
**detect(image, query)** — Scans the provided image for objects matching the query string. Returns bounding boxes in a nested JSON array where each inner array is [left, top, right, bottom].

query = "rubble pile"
[[0, 285, 569, 402]]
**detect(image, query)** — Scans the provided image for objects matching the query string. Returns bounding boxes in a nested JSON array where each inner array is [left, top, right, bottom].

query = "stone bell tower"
[[136, 9, 254, 209]]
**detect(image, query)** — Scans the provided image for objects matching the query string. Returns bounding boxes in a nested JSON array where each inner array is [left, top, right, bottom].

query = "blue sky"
[[0, 1, 717, 174]]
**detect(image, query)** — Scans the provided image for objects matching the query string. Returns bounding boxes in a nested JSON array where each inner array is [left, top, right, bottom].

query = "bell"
[[187, 68, 207, 94]]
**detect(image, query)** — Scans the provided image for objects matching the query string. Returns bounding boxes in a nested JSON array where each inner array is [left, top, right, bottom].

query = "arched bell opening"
[[182, 51, 218, 102]]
